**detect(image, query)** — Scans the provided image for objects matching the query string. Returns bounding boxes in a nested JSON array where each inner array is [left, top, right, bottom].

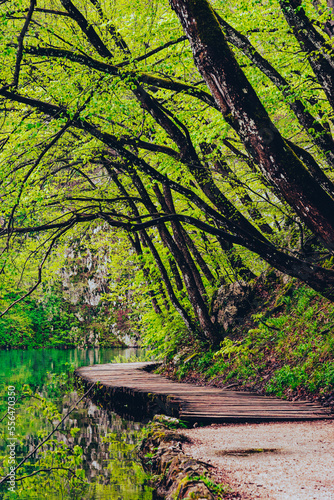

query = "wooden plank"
[[75, 362, 332, 423]]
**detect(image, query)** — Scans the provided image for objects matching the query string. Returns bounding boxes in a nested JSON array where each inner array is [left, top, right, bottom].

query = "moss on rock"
[[139, 416, 233, 499]]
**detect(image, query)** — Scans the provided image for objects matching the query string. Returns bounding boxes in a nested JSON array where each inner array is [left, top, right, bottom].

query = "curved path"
[[182, 420, 334, 499], [75, 362, 332, 423]]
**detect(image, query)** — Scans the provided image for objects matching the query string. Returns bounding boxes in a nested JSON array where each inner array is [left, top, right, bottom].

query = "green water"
[[0, 348, 153, 500]]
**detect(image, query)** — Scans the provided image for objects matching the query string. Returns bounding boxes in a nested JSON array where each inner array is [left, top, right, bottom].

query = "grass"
[[185, 475, 232, 499]]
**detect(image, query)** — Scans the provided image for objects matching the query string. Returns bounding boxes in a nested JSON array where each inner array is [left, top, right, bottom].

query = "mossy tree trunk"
[[169, 0, 334, 251]]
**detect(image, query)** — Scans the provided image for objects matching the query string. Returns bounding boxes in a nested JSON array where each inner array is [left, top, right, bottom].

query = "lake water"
[[0, 348, 154, 500]]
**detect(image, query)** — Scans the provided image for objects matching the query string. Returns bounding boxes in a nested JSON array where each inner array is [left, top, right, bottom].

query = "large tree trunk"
[[169, 0, 334, 251]]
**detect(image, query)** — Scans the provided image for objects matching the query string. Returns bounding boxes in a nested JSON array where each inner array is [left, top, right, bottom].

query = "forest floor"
[[181, 419, 334, 500]]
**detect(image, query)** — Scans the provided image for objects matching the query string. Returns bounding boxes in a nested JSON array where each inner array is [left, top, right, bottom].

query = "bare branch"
[[117, 36, 187, 68]]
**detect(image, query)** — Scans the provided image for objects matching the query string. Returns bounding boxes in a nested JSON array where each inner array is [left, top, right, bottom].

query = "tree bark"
[[154, 183, 212, 297]]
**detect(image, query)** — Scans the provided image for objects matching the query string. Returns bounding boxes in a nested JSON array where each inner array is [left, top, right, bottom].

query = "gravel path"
[[181, 420, 334, 500]]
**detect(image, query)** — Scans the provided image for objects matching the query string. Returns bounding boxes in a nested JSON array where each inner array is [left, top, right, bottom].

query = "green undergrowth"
[[171, 280, 334, 400], [189, 475, 232, 499], [0, 285, 124, 349], [111, 351, 157, 363]]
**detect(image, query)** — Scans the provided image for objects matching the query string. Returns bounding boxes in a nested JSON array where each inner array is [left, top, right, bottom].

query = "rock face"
[[60, 246, 109, 309], [139, 416, 231, 499], [211, 281, 253, 332], [56, 235, 139, 347]]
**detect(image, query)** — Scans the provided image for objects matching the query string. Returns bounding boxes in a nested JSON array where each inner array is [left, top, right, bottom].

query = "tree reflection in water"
[[0, 348, 153, 500], [61, 392, 151, 492]]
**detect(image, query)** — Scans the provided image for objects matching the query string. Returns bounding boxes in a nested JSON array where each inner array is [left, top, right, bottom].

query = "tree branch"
[[0, 226, 74, 318], [88, 0, 130, 55], [0, 88, 298, 245], [4, 118, 75, 253], [60, 0, 112, 58], [16, 467, 77, 482], [215, 12, 334, 165], [117, 36, 187, 67], [23, 46, 217, 108], [12, 0, 36, 88]]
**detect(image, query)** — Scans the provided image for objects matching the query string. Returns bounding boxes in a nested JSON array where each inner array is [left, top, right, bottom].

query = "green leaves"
[[1, 0, 334, 352]]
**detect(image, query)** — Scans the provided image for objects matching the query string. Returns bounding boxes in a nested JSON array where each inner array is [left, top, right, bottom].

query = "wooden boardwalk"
[[75, 362, 332, 423]]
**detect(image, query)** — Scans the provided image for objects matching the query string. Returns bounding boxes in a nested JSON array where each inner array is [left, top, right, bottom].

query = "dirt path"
[[181, 420, 334, 500]]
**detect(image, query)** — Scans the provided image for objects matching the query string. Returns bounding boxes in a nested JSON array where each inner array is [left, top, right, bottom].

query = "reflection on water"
[[0, 348, 153, 500], [57, 394, 151, 499], [0, 347, 138, 391]]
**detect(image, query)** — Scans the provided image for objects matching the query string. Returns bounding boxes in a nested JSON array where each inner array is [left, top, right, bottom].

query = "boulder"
[[212, 281, 253, 331]]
